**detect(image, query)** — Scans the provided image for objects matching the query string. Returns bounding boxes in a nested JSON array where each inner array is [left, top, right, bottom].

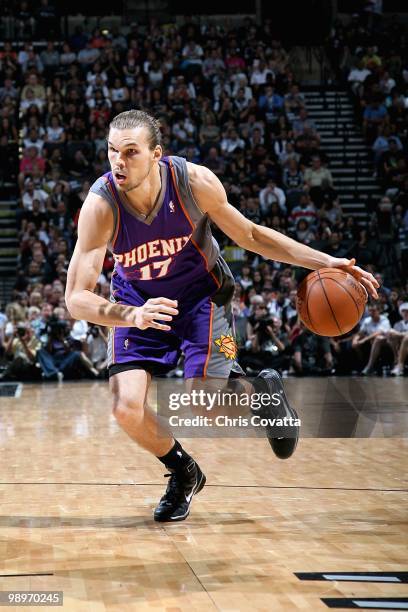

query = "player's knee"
[[112, 394, 144, 427]]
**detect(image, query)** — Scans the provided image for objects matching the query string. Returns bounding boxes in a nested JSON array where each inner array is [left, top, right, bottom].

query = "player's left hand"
[[327, 257, 380, 299]]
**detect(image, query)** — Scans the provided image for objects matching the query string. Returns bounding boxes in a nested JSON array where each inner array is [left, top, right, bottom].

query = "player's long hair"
[[109, 110, 162, 150]]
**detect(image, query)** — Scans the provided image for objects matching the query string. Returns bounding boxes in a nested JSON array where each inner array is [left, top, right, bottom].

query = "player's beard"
[[124, 160, 154, 193]]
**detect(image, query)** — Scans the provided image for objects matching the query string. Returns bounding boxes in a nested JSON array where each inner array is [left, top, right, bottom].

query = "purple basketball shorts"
[[107, 275, 241, 379]]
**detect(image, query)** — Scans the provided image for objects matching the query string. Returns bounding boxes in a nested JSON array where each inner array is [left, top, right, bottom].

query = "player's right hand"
[[132, 297, 178, 332]]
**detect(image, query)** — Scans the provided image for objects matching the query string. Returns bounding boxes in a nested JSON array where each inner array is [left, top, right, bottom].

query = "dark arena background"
[[0, 0, 407, 610]]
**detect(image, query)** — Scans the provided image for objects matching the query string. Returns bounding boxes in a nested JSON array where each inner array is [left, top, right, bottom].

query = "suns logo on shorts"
[[214, 334, 237, 360]]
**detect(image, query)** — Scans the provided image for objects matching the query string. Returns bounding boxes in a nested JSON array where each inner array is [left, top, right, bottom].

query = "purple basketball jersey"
[[89, 155, 240, 376]]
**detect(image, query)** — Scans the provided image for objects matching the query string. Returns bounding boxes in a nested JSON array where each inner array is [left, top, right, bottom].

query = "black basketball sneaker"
[[154, 459, 206, 522], [253, 369, 299, 459]]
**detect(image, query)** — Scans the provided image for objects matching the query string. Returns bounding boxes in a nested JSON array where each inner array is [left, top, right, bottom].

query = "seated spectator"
[[199, 116, 221, 152], [232, 75, 252, 102], [250, 60, 274, 88], [258, 85, 284, 123], [19, 87, 45, 114], [110, 78, 130, 104], [352, 304, 391, 374], [18, 146, 46, 189], [363, 99, 388, 144], [259, 180, 286, 216], [240, 303, 289, 374], [21, 73, 46, 103], [1, 322, 41, 381], [378, 138, 405, 187], [292, 323, 333, 375], [0, 117, 18, 142], [86, 77, 111, 109], [86, 61, 108, 86], [202, 147, 225, 176], [284, 84, 305, 119], [60, 42, 77, 67], [387, 302, 408, 376], [289, 193, 317, 229], [203, 48, 225, 79], [294, 219, 316, 245], [362, 46, 382, 70], [379, 70, 396, 95], [282, 159, 304, 208], [304, 156, 334, 208], [78, 41, 100, 69], [64, 149, 91, 179], [49, 201, 75, 238], [45, 115, 66, 148], [347, 60, 371, 96], [23, 127, 45, 154], [181, 39, 204, 70], [0, 78, 19, 104], [5, 292, 28, 324], [279, 141, 300, 166], [21, 179, 49, 213], [293, 108, 318, 139], [40, 41, 60, 80], [372, 127, 392, 168], [90, 28, 108, 50], [237, 265, 253, 291], [22, 198, 47, 229]]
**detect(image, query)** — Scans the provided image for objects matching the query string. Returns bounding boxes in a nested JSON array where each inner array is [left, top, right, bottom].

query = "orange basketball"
[[296, 268, 368, 337]]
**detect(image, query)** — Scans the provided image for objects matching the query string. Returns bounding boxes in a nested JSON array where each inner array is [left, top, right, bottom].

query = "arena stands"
[[0, 8, 407, 381]]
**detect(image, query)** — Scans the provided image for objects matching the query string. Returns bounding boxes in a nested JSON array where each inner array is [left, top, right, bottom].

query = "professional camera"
[[47, 316, 68, 339], [17, 325, 27, 338], [255, 315, 274, 336]]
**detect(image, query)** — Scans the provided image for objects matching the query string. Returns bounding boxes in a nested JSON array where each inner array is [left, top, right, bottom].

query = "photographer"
[[1, 322, 41, 381], [240, 303, 289, 374], [36, 314, 94, 381], [292, 322, 333, 375]]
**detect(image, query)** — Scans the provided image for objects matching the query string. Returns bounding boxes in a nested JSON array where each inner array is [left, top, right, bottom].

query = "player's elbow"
[[236, 222, 257, 250], [65, 290, 81, 320]]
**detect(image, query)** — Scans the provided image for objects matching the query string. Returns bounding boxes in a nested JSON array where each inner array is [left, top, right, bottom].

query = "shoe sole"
[[154, 470, 207, 523], [257, 369, 299, 459]]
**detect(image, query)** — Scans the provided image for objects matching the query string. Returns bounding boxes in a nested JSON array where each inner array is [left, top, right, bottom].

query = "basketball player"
[[65, 110, 379, 522]]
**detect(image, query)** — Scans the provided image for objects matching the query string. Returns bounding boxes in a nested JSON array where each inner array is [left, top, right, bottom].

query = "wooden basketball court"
[[0, 378, 407, 611]]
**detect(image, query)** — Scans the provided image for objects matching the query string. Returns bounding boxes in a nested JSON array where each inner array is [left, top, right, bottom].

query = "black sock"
[[157, 439, 193, 471]]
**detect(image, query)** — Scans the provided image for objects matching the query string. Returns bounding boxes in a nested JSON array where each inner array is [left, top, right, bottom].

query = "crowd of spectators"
[[0, 10, 407, 381], [324, 9, 408, 374]]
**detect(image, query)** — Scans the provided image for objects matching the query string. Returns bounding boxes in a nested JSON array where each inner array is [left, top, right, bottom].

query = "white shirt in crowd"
[[70, 320, 88, 343], [394, 319, 408, 333], [359, 314, 391, 335], [348, 67, 371, 83], [23, 137, 44, 153], [220, 136, 245, 154], [22, 188, 49, 212], [46, 126, 64, 142], [250, 68, 274, 86], [259, 185, 286, 214], [86, 71, 108, 85]]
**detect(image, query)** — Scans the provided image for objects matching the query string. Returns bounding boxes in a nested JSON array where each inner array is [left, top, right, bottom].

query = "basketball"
[[296, 268, 368, 337]]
